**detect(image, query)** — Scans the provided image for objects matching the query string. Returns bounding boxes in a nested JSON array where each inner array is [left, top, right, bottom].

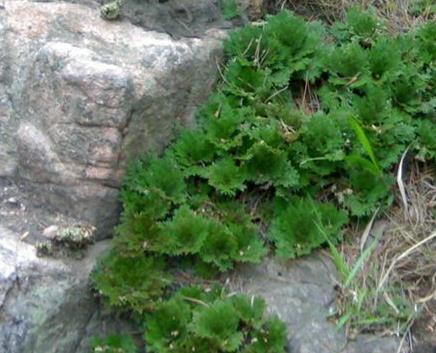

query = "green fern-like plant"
[[125, 154, 187, 205], [346, 7, 381, 39], [156, 206, 210, 255], [91, 252, 171, 313], [332, 7, 382, 42], [91, 335, 138, 353], [270, 197, 348, 259], [144, 286, 288, 353], [204, 157, 248, 196]]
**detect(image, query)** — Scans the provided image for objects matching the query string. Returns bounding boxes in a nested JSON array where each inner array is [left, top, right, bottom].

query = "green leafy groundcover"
[[92, 287, 287, 353], [91, 8, 435, 352], [91, 334, 138, 353]]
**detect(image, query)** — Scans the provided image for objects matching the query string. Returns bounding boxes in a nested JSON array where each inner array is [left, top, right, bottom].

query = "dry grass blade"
[[360, 207, 379, 252], [417, 292, 435, 304], [378, 231, 436, 291], [397, 146, 410, 217], [396, 313, 416, 353]]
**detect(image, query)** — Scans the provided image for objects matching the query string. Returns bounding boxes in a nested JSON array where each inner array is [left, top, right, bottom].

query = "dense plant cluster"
[[91, 334, 138, 353], [92, 8, 435, 351], [144, 286, 287, 353], [91, 287, 287, 353]]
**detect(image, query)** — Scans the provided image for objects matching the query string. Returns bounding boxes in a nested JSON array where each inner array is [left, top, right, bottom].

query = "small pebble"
[[6, 197, 18, 205], [42, 225, 59, 239]]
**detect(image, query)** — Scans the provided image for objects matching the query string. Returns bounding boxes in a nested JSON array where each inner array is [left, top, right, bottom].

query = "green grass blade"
[[345, 154, 381, 177], [348, 117, 382, 176], [316, 222, 350, 282], [336, 310, 353, 330], [344, 237, 378, 288]]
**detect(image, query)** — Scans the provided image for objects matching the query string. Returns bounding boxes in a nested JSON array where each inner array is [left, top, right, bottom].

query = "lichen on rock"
[[100, 0, 123, 20]]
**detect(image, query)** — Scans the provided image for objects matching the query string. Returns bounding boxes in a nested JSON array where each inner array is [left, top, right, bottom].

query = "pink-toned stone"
[[1, 0, 223, 237]]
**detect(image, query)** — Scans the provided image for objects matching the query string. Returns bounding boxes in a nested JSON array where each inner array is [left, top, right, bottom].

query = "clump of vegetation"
[[91, 286, 287, 353], [144, 286, 287, 353], [92, 7, 435, 349], [54, 225, 95, 249], [220, 0, 242, 20], [270, 198, 348, 259], [36, 242, 54, 258], [37, 224, 95, 258], [100, 0, 123, 20], [91, 334, 138, 353]]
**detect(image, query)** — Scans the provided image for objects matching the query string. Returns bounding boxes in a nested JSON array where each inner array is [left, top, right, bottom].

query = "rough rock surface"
[[0, 0, 224, 237], [95, 0, 227, 37], [0, 224, 134, 353], [42, 0, 256, 37], [231, 255, 404, 353]]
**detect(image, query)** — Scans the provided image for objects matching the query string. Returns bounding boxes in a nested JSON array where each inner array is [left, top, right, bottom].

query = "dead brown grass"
[[385, 163, 435, 302], [335, 161, 435, 351], [265, 0, 435, 32], [386, 162, 436, 349]]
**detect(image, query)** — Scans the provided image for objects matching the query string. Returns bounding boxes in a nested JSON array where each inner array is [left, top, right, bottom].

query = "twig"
[[360, 207, 379, 252], [181, 296, 210, 307]]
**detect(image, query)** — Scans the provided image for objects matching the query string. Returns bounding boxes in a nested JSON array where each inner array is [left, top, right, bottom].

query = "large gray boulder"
[[0, 0, 224, 237], [0, 224, 134, 353]]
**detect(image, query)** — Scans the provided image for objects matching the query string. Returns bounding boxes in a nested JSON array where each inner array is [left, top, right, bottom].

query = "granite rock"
[[0, 0, 224, 237]]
